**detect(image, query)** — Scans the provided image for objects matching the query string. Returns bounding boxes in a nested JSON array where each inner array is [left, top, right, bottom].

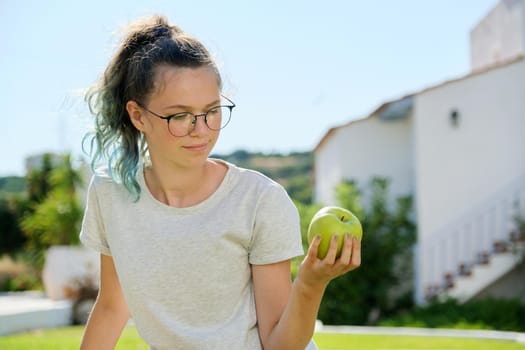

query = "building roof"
[[313, 54, 524, 153], [314, 92, 415, 153]]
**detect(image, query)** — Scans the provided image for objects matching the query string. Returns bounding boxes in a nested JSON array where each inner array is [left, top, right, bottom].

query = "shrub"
[[20, 153, 83, 269], [0, 195, 28, 254], [379, 298, 525, 332], [1, 272, 42, 292], [0, 255, 42, 292]]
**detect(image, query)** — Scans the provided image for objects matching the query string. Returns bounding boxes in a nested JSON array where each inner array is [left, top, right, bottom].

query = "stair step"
[[444, 251, 522, 302]]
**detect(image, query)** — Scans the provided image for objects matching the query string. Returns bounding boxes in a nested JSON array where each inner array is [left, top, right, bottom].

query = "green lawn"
[[0, 326, 148, 350], [0, 326, 524, 350]]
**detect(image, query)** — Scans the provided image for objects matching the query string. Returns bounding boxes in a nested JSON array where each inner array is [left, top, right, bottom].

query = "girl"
[[79, 15, 361, 350]]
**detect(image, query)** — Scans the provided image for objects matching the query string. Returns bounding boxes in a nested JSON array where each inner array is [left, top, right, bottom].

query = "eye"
[[208, 107, 221, 115], [169, 112, 192, 121]]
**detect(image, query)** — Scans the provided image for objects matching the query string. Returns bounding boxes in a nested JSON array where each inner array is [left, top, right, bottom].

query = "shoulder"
[[219, 159, 285, 193], [87, 166, 125, 195], [220, 160, 295, 210], [85, 166, 139, 209], [88, 166, 114, 186]]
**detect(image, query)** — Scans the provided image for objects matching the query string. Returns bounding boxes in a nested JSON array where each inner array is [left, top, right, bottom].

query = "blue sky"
[[0, 0, 496, 176]]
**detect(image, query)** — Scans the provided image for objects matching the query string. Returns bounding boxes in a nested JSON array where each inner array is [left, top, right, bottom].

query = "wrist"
[[294, 273, 328, 298]]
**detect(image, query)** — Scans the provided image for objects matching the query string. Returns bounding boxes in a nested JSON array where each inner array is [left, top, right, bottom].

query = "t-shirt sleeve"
[[79, 176, 112, 256], [248, 183, 305, 265]]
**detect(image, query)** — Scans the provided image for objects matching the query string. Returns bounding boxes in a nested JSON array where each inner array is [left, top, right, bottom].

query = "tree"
[[285, 175, 313, 204], [20, 154, 83, 267], [0, 195, 28, 254], [26, 153, 54, 203]]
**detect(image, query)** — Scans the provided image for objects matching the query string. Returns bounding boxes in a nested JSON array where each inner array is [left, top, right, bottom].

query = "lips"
[[183, 142, 208, 151]]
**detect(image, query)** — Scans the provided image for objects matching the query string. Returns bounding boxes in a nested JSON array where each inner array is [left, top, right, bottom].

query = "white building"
[[314, 0, 525, 305]]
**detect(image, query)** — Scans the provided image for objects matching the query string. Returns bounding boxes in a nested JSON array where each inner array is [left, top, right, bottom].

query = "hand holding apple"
[[307, 206, 362, 259]]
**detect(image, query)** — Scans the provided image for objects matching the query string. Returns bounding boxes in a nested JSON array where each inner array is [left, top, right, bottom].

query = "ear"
[[126, 100, 147, 132]]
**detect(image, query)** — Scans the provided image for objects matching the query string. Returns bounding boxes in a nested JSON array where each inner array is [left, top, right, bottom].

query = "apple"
[[307, 206, 362, 259]]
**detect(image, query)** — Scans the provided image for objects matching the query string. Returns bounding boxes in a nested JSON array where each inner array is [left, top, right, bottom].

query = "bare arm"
[[80, 254, 131, 350], [253, 234, 361, 350]]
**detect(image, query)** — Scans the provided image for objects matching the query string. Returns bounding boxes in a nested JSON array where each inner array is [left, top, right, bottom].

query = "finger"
[[306, 234, 321, 260], [350, 237, 362, 268], [337, 233, 353, 266], [323, 234, 339, 264]]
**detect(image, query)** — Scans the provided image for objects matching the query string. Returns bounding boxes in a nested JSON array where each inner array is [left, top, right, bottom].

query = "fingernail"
[[345, 233, 350, 239], [332, 235, 338, 241], [315, 234, 321, 241]]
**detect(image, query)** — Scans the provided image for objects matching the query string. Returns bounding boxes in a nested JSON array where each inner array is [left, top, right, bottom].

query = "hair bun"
[[152, 25, 170, 39], [124, 16, 180, 54]]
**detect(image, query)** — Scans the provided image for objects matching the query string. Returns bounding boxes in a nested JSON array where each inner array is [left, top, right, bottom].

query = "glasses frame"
[[137, 94, 236, 137]]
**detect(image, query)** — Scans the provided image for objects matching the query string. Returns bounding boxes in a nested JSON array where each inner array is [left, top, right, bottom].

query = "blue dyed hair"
[[84, 15, 222, 201]]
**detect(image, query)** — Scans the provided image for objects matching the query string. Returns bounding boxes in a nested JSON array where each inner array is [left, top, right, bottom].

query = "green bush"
[[20, 153, 83, 269], [285, 175, 313, 204], [0, 196, 28, 254], [21, 154, 82, 247], [1, 272, 42, 292], [379, 298, 525, 332]]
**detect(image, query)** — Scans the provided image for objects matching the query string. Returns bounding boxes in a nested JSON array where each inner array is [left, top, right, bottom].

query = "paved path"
[[0, 291, 72, 336], [1, 291, 524, 345], [317, 323, 525, 343]]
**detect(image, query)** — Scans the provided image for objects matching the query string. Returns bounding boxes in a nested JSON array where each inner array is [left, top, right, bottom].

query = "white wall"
[[315, 129, 344, 205], [315, 114, 414, 207], [470, 0, 525, 71], [414, 58, 525, 242]]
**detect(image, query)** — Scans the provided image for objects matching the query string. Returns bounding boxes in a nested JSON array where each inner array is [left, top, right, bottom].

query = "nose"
[[189, 113, 208, 134]]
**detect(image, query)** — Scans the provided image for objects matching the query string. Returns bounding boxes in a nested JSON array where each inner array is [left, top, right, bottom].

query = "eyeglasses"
[[137, 95, 235, 137]]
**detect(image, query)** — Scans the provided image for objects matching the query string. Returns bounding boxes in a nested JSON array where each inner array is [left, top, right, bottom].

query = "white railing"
[[415, 173, 525, 304]]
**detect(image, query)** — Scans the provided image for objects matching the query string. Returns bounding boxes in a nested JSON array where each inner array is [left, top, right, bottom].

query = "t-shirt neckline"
[[137, 158, 235, 213]]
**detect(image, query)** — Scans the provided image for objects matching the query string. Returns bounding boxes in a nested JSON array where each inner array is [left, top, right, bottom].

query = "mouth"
[[183, 142, 208, 152]]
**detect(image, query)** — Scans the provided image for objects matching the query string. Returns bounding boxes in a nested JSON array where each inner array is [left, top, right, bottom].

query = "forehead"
[[150, 65, 220, 106]]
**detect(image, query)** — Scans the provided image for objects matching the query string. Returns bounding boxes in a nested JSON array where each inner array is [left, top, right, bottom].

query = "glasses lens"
[[206, 106, 232, 131], [167, 113, 193, 137], [166, 106, 232, 136]]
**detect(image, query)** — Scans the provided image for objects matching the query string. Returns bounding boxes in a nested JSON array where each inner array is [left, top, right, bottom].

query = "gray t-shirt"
[[80, 160, 305, 350]]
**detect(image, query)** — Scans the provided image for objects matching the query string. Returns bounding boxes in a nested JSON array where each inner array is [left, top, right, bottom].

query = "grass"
[[0, 326, 524, 350], [0, 326, 148, 350]]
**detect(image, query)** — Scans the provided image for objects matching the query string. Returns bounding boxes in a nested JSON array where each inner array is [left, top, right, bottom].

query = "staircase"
[[415, 174, 525, 304]]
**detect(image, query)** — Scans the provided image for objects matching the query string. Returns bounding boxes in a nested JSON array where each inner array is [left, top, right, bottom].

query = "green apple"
[[307, 206, 362, 259]]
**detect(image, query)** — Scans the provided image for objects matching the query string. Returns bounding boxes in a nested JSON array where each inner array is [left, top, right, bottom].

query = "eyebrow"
[[162, 99, 221, 111]]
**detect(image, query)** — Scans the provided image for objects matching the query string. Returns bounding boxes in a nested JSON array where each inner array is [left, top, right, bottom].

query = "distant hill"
[[0, 176, 25, 195], [213, 150, 314, 203], [0, 150, 314, 201], [214, 150, 312, 181]]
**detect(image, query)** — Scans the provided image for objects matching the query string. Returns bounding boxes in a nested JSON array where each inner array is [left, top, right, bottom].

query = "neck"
[[144, 160, 222, 208]]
